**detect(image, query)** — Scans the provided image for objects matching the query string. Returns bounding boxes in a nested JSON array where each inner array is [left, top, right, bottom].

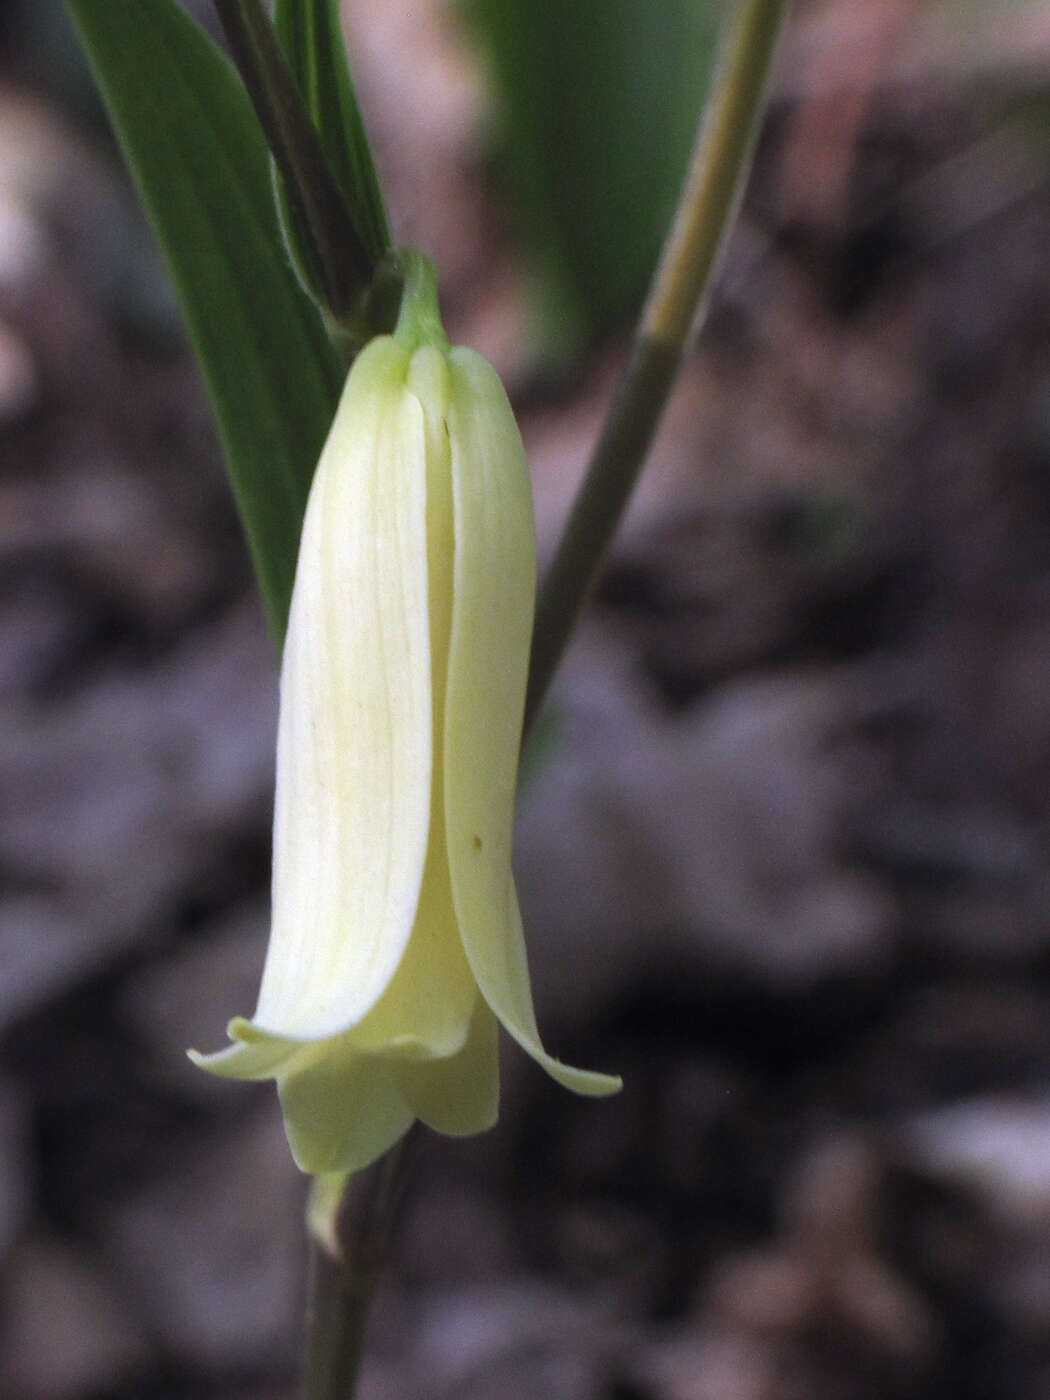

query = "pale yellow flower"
[[191, 333, 619, 1173]]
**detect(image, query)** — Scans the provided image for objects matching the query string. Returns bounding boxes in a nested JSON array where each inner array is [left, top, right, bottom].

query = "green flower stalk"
[[191, 285, 619, 1173]]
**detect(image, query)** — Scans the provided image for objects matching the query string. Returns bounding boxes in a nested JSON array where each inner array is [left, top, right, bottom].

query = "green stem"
[[392, 250, 451, 355], [524, 0, 789, 734], [301, 1128, 420, 1400], [212, 0, 372, 320]]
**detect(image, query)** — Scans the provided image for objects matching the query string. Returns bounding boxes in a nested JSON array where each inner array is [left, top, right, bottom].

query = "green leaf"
[[274, 0, 391, 292], [64, 0, 344, 642], [465, 0, 726, 356]]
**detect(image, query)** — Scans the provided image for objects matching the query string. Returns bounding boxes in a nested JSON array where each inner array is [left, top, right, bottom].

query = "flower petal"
[[389, 997, 499, 1136], [278, 1039, 415, 1174], [443, 349, 621, 1098], [340, 862, 475, 1061], [340, 345, 477, 1061], [254, 336, 434, 1040], [187, 1018, 304, 1080]]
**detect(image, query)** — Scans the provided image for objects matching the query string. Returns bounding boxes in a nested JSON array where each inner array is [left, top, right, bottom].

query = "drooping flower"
[[191, 319, 619, 1174]]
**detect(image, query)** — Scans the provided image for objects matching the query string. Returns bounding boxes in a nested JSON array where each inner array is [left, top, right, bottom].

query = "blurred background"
[[2, 0, 1050, 1395]]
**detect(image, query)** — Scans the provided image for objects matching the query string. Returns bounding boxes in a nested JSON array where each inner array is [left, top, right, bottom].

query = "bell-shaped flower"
[[190, 327, 619, 1174]]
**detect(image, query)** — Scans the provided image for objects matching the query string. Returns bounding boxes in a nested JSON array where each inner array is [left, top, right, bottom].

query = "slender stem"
[[213, 0, 372, 318], [524, 0, 789, 735], [392, 250, 450, 355], [301, 1128, 420, 1400]]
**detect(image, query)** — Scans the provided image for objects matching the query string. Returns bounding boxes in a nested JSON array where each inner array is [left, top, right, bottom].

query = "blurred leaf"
[[274, 0, 391, 293], [466, 0, 727, 356], [518, 700, 563, 793], [65, 0, 344, 642]]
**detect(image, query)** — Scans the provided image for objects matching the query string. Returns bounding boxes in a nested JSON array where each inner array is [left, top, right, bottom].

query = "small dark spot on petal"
[[473, 835, 483, 851]]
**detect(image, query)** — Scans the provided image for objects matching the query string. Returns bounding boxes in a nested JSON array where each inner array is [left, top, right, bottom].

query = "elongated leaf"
[[466, 0, 726, 355], [275, 0, 391, 269], [65, 0, 344, 641]]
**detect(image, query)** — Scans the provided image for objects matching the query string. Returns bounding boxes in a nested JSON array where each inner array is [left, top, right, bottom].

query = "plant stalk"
[[212, 0, 372, 319], [301, 1128, 420, 1400], [524, 0, 789, 735]]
